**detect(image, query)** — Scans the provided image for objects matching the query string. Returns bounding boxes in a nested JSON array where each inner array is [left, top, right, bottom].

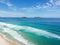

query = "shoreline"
[[0, 33, 24, 45]]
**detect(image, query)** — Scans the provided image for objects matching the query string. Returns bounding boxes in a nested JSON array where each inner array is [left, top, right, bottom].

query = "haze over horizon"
[[0, 0, 60, 18]]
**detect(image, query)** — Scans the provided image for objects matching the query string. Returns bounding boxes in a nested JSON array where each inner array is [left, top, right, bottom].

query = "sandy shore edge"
[[0, 33, 24, 45]]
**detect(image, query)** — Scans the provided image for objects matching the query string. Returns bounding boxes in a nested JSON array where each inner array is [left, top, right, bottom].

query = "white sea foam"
[[0, 22, 60, 45], [24, 27, 60, 39], [0, 22, 35, 45]]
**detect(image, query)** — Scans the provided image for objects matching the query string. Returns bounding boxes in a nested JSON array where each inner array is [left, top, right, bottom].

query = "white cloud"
[[6, 2, 13, 7], [0, 10, 24, 17], [55, 0, 60, 5], [20, 7, 36, 13], [33, 4, 50, 9], [33, 0, 54, 9], [49, 0, 60, 6], [34, 0, 60, 9], [50, 0, 54, 3], [0, 0, 13, 7], [0, 0, 17, 11]]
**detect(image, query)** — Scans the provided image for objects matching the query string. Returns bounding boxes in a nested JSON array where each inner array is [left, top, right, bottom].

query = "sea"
[[0, 17, 60, 45]]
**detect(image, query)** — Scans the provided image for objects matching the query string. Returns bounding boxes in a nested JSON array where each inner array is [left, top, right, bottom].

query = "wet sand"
[[0, 33, 24, 45]]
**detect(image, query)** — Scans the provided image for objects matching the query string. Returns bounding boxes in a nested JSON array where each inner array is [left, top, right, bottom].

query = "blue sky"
[[0, 0, 60, 17]]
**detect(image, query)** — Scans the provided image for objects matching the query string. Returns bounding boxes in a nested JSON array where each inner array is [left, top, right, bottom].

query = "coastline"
[[0, 33, 24, 45]]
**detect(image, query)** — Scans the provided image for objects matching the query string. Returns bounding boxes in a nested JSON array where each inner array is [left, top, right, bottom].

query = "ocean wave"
[[0, 22, 60, 45], [0, 22, 35, 45]]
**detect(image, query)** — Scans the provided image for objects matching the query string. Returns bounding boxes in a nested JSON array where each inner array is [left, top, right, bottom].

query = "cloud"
[[21, 7, 36, 12], [0, 0, 17, 11], [0, 0, 13, 7], [0, 10, 24, 17], [50, 0, 53, 3], [55, 0, 60, 5], [34, 4, 50, 9], [0, 0, 60, 11], [49, 0, 60, 6], [34, 0, 60, 9], [6, 2, 13, 7], [0, 0, 60, 17], [32, 0, 54, 9], [50, 0, 54, 4]]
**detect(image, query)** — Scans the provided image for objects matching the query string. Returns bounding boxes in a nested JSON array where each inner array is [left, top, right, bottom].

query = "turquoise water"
[[0, 18, 60, 45]]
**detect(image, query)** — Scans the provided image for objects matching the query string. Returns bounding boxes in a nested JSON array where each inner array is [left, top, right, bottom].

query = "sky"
[[0, 0, 60, 18]]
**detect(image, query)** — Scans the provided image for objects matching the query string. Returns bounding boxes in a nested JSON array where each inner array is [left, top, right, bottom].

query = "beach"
[[0, 33, 24, 45]]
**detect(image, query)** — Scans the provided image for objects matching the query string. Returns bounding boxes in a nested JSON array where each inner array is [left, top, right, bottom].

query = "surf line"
[[22, 26, 60, 39], [1, 22, 60, 40], [0, 22, 35, 45]]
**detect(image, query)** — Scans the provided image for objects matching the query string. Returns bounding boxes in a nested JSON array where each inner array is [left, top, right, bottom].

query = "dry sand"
[[0, 33, 20, 45]]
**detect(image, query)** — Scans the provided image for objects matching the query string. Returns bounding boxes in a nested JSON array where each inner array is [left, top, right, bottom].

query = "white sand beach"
[[0, 33, 20, 45]]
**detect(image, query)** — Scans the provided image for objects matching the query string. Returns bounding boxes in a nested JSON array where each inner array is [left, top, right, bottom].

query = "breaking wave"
[[0, 22, 60, 45]]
